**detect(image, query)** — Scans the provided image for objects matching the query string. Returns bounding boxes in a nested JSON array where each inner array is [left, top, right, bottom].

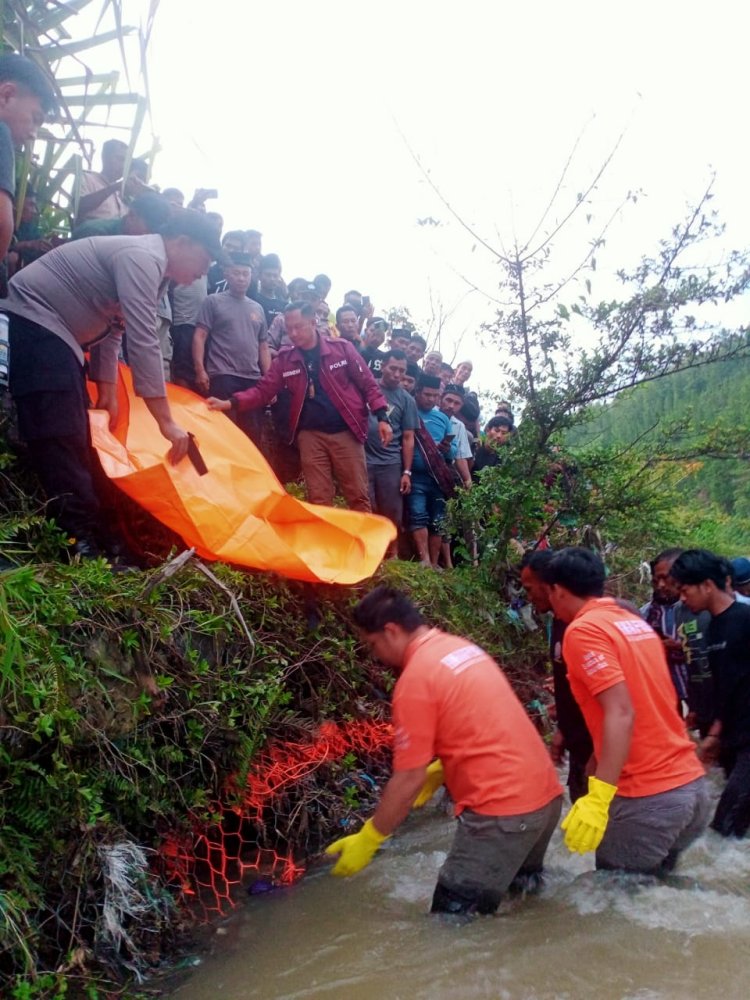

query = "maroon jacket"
[[232, 334, 388, 443]]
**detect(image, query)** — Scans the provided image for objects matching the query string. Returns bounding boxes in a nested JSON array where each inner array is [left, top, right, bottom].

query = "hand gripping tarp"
[[88, 366, 395, 584]]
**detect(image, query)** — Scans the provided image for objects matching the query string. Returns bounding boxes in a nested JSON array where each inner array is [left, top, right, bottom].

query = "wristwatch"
[[402, 469, 412, 476]]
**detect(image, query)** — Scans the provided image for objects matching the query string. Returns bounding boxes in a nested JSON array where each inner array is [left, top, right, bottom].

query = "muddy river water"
[[171, 784, 750, 1000]]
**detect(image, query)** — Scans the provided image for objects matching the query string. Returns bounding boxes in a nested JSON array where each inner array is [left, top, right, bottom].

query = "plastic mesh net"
[[158, 719, 393, 920]]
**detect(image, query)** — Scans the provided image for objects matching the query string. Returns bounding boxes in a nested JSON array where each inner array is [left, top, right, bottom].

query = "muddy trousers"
[[431, 795, 563, 915]]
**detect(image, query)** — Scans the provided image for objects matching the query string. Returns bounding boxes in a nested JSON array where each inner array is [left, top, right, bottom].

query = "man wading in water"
[[325, 586, 563, 914], [541, 547, 709, 872]]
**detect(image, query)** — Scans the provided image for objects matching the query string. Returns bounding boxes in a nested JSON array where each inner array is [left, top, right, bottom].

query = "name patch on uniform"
[[329, 359, 348, 370], [441, 643, 484, 674], [614, 619, 656, 642], [283, 368, 301, 377]]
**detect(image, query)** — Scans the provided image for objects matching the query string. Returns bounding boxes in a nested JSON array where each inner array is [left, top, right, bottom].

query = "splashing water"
[[169, 795, 750, 1000]]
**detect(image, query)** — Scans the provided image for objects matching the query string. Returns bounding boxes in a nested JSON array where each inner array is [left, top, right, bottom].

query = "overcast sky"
[[118, 1, 749, 392]]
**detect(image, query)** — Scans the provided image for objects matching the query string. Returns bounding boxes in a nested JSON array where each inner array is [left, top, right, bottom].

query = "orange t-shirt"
[[562, 598, 704, 797], [392, 629, 562, 817]]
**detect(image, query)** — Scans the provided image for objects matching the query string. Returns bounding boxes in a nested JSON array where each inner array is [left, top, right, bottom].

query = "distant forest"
[[568, 353, 750, 521]]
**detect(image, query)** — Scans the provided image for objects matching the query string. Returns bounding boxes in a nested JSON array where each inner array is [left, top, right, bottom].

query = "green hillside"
[[567, 353, 750, 549]]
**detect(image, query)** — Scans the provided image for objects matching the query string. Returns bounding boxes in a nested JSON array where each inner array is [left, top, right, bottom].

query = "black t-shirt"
[[360, 345, 388, 379], [460, 390, 480, 423], [550, 617, 593, 758], [206, 261, 226, 295], [252, 290, 287, 327], [297, 342, 347, 434], [472, 444, 502, 478], [707, 601, 750, 749]]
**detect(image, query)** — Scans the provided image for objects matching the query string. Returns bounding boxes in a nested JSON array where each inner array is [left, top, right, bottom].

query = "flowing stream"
[[169, 783, 750, 1000]]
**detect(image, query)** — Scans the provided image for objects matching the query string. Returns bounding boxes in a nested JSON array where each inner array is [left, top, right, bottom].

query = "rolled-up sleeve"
[[110, 247, 166, 397]]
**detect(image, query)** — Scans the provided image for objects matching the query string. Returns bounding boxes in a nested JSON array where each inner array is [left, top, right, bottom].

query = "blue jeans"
[[407, 472, 446, 534]]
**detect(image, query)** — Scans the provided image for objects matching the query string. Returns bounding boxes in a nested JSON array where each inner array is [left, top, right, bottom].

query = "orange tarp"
[[88, 366, 395, 584]]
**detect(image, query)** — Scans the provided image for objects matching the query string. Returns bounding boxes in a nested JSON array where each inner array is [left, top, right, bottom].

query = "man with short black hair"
[[439, 361, 455, 390], [473, 416, 514, 476], [207, 302, 391, 511], [245, 229, 262, 267], [389, 328, 411, 353], [402, 362, 420, 396], [313, 273, 331, 302], [5, 209, 220, 556], [325, 586, 563, 914], [343, 289, 374, 332], [422, 350, 442, 377], [335, 304, 361, 346], [408, 375, 456, 567], [0, 53, 55, 261], [360, 317, 389, 377], [250, 252, 287, 325], [405, 333, 427, 365], [640, 548, 692, 713], [192, 253, 269, 448], [208, 231, 247, 294], [365, 350, 418, 551], [671, 548, 750, 837], [540, 547, 708, 872], [521, 549, 593, 803], [439, 384, 473, 489], [162, 187, 184, 208], [75, 139, 130, 225]]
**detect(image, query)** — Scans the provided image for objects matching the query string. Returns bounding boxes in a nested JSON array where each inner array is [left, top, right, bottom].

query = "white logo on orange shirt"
[[581, 649, 609, 676], [394, 726, 411, 751]]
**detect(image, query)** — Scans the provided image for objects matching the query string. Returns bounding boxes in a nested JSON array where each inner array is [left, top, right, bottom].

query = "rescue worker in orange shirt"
[[541, 547, 709, 872], [325, 586, 563, 914]]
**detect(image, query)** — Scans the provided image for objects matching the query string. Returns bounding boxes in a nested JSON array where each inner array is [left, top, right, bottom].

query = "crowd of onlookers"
[[52, 137, 518, 567], [3, 58, 750, 906], [0, 90, 520, 567]]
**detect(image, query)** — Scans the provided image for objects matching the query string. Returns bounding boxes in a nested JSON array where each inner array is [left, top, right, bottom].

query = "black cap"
[[443, 383, 465, 397], [418, 374, 441, 390]]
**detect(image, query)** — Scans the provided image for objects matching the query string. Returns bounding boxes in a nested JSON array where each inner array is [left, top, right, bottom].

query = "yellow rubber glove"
[[561, 775, 618, 854], [413, 759, 445, 808], [325, 818, 389, 877]]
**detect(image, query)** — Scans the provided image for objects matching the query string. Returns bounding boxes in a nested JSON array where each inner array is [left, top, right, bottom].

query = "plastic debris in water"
[[248, 879, 277, 895]]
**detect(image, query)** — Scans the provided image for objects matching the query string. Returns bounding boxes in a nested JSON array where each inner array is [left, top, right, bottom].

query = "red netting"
[[158, 719, 393, 920]]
